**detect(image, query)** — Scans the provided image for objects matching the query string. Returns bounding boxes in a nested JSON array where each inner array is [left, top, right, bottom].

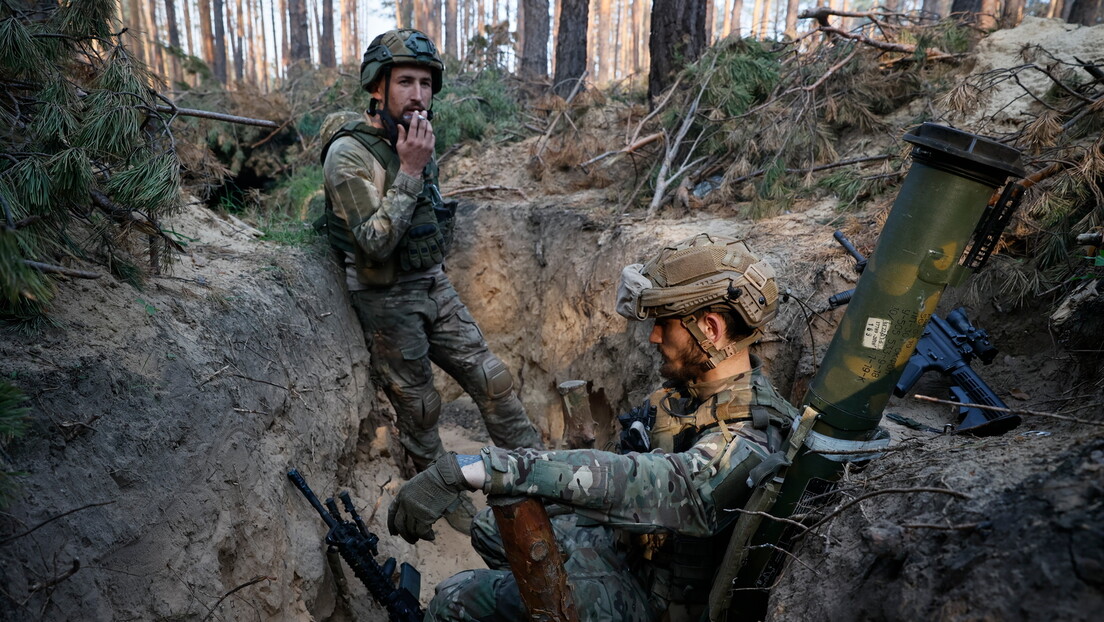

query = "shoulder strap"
[[320, 121, 400, 192]]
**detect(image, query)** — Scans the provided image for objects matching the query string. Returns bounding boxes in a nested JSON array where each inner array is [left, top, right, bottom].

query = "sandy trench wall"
[[0, 200, 846, 621], [0, 207, 377, 621]]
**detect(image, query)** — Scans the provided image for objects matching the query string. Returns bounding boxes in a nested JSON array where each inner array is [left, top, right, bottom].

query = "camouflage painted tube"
[[727, 125, 1023, 617], [806, 123, 1024, 438]]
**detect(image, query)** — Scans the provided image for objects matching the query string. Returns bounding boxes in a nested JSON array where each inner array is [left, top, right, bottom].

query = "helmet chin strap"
[[367, 66, 435, 147], [680, 315, 761, 369]]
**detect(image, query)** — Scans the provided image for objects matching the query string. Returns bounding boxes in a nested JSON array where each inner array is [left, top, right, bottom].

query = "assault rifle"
[[287, 469, 424, 622], [892, 308, 1021, 436], [830, 231, 1019, 436]]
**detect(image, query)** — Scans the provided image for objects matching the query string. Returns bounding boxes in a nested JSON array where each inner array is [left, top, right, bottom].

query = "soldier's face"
[[373, 65, 434, 123], [650, 318, 711, 383]]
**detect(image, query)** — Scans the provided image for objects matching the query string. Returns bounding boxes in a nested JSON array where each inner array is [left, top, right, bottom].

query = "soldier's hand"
[[388, 452, 469, 544], [397, 110, 434, 177]]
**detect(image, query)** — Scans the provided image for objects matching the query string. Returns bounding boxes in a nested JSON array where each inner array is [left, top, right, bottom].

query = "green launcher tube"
[[805, 123, 1024, 438]]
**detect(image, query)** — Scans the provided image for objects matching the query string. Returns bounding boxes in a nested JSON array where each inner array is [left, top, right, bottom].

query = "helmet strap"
[[680, 315, 761, 369]]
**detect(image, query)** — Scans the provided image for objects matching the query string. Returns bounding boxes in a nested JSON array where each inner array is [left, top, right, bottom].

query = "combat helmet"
[[616, 233, 779, 367], [360, 29, 444, 94]]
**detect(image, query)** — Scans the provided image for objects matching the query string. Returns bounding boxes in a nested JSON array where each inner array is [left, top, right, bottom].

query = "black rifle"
[[287, 469, 425, 622], [892, 307, 1020, 436]]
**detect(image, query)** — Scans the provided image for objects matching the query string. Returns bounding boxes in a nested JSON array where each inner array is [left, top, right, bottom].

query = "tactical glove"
[[388, 452, 470, 544], [399, 200, 446, 271]]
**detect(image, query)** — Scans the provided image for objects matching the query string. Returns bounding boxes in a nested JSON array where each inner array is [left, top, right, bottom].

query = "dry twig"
[[200, 575, 275, 622], [912, 394, 1104, 427]]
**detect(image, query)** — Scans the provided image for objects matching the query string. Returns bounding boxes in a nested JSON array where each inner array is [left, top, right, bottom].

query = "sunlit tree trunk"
[[731, 0, 743, 36], [445, 0, 459, 57], [162, 0, 182, 84], [198, 0, 217, 78], [649, 0, 706, 103], [554, 0, 588, 96], [597, 0, 612, 82], [749, 0, 763, 37], [784, 0, 799, 38]]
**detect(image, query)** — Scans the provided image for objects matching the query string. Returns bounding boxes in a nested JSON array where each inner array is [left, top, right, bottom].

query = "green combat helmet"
[[360, 28, 444, 94], [616, 233, 779, 367]]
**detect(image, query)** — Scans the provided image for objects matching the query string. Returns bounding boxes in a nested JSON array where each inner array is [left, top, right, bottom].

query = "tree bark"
[[784, 0, 800, 38], [1000, 0, 1025, 27], [198, 0, 217, 80], [163, 0, 182, 84], [649, 0, 707, 104], [520, 0, 550, 79], [1066, 0, 1102, 25], [320, 0, 336, 67], [446, 0, 459, 58], [597, 0, 612, 82], [554, 0, 588, 97], [287, 0, 310, 63], [212, 0, 228, 82]]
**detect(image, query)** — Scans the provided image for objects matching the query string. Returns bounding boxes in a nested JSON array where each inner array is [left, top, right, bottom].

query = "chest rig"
[[318, 121, 450, 284], [628, 373, 799, 611]]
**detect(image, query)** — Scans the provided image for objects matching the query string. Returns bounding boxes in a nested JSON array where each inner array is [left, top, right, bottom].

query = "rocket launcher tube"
[[804, 123, 1023, 437]]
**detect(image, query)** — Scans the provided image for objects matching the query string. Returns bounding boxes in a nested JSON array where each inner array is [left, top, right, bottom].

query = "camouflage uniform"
[[424, 361, 798, 622], [322, 125, 542, 470]]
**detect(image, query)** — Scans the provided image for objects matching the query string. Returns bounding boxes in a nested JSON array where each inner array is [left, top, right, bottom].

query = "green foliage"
[[1, 2, 184, 319], [0, 379, 30, 508], [434, 68, 522, 153]]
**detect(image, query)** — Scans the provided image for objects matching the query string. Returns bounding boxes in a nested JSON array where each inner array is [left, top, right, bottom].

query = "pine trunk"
[[1066, 0, 1102, 25], [784, 0, 799, 38], [446, 0, 459, 58], [212, 0, 228, 82], [163, 0, 182, 84], [1000, 0, 1025, 27], [649, 0, 707, 103], [597, 0, 612, 82], [287, 0, 310, 63], [198, 0, 217, 79], [520, 0, 550, 79], [320, 0, 336, 67], [553, 0, 588, 97]]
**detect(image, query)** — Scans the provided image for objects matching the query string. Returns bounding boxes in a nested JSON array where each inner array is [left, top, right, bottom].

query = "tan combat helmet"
[[616, 233, 779, 367]]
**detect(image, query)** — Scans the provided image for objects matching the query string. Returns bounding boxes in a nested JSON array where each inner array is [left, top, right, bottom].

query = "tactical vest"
[[318, 121, 444, 286], [637, 374, 799, 612]]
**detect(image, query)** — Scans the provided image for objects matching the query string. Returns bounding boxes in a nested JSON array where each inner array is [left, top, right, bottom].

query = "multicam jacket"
[[477, 363, 799, 539], [321, 122, 441, 289]]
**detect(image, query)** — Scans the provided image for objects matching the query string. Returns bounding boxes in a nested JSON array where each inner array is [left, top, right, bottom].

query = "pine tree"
[[0, 0, 183, 321]]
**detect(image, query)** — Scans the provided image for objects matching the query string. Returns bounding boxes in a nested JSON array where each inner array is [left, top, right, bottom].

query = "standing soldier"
[[388, 233, 800, 621], [319, 29, 543, 534]]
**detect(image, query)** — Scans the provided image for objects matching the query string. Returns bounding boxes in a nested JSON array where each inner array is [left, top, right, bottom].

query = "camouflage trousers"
[[350, 274, 542, 470], [425, 508, 655, 622]]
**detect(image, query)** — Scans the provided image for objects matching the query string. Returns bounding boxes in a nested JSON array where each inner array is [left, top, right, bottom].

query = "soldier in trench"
[[318, 29, 542, 535], [388, 233, 800, 621]]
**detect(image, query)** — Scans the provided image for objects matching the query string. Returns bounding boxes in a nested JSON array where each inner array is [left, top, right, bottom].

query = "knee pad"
[[398, 385, 441, 430], [480, 357, 514, 400]]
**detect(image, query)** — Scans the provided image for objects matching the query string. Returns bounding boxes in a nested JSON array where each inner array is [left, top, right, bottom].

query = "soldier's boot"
[[443, 491, 478, 536]]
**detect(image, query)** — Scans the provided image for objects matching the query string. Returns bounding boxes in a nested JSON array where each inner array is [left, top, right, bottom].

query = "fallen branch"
[[912, 394, 1104, 427], [22, 260, 101, 279], [802, 486, 970, 534], [28, 559, 80, 593], [200, 575, 275, 622], [579, 132, 663, 168], [154, 104, 279, 128], [902, 521, 986, 531], [812, 25, 956, 61], [442, 185, 529, 200], [730, 154, 891, 185], [0, 501, 116, 546], [535, 71, 588, 158]]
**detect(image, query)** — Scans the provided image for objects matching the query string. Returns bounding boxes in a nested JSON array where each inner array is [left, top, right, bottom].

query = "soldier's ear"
[[700, 312, 726, 344]]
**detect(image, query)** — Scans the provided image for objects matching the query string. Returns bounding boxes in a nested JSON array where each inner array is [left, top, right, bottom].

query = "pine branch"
[[22, 260, 101, 279]]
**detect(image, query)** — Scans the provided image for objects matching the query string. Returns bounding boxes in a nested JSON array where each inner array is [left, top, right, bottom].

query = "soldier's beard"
[[658, 341, 712, 384]]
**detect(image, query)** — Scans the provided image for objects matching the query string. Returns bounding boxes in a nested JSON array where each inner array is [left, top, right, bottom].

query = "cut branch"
[[802, 487, 970, 534], [442, 185, 529, 200], [580, 132, 664, 168], [911, 394, 1104, 427], [22, 260, 101, 279], [154, 104, 279, 128]]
